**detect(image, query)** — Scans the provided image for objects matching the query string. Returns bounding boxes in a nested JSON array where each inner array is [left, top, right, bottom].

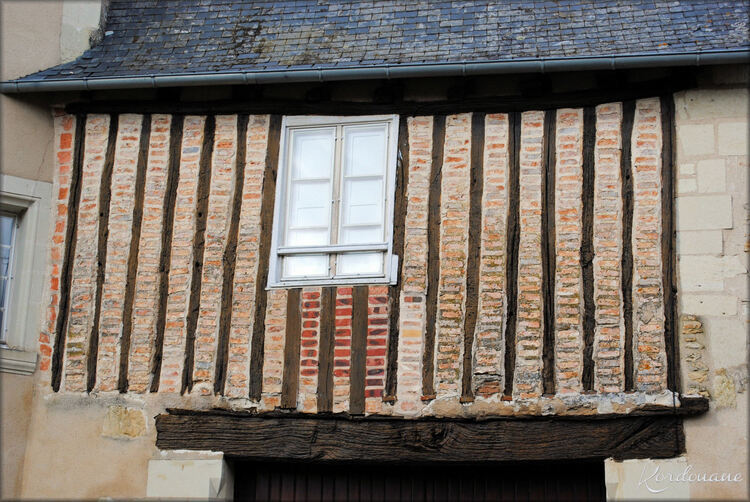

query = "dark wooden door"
[[233, 460, 605, 501]]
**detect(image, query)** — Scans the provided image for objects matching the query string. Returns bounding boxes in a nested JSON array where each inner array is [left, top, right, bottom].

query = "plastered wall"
[[1, 1, 103, 498]]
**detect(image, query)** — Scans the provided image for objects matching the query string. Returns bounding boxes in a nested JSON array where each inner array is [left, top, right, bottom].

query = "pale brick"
[[513, 110, 545, 400], [63, 114, 111, 392], [631, 98, 667, 393], [191, 115, 238, 395], [675, 195, 733, 230], [224, 115, 270, 399], [96, 114, 144, 392], [158, 116, 206, 393], [127, 114, 173, 392], [260, 288, 288, 409], [395, 116, 432, 414], [365, 285, 389, 414], [434, 113, 472, 398], [677, 124, 715, 157], [696, 158, 726, 193], [554, 107, 585, 394], [676, 230, 723, 255], [40, 112, 77, 381], [332, 287, 352, 413], [472, 113, 508, 398], [717, 122, 748, 156], [592, 103, 624, 393]]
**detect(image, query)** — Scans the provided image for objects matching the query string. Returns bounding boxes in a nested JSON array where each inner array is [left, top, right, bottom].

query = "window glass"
[[0, 213, 16, 344]]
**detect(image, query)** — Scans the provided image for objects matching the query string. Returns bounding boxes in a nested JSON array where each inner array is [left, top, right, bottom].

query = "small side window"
[[268, 115, 399, 288]]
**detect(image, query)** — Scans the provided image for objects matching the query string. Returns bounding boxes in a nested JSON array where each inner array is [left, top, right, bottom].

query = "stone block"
[[675, 195, 732, 231], [605, 457, 690, 500], [718, 122, 749, 156], [679, 163, 695, 176], [146, 458, 233, 500], [681, 295, 738, 317], [675, 88, 749, 120], [696, 158, 726, 193], [677, 124, 714, 157], [678, 255, 746, 292], [676, 230, 723, 255], [101, 406, 146, 439], [677, 178, 697, 194]]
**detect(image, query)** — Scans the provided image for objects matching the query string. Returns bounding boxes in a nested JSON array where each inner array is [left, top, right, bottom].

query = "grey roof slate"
[[17, 0, 750, 81]]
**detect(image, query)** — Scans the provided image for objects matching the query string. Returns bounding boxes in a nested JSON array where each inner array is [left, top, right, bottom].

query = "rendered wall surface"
[[0, 1, 102, 498]]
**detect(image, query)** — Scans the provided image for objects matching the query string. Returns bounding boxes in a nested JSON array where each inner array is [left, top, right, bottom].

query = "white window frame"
[[268, 114, 400, 288], [0, 174, 52, 375]]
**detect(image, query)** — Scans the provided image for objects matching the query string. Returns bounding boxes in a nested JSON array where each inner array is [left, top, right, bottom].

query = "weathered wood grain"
[[156, 399, 708, 462], [281, 288, 302, 409]]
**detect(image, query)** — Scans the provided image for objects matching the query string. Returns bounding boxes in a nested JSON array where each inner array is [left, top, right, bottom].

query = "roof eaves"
[[2, 48, 749, 94]]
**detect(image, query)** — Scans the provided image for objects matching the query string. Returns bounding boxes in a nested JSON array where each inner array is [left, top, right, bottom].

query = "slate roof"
[[16, 0, 750, 82]]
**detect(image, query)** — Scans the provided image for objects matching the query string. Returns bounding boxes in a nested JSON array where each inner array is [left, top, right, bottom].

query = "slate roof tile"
[[13, 0, 750, 82]]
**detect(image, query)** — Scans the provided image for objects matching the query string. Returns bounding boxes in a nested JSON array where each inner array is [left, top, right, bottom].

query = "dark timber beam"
[[156, 398, 707, 463]]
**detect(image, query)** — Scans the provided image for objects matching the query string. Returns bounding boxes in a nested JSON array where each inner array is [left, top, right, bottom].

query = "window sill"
[[0, 345, 38, 375], [267, 276, 395, 290]]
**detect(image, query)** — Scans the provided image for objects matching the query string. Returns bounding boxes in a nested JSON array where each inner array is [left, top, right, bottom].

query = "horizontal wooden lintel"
[[156, 397, 706, 463]]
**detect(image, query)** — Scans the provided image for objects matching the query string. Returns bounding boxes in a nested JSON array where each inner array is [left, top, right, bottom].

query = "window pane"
[[0, 216, 14, 246], [283, 255, 329, 278], [337, 252, 383, 276], [291, 128, 335, 179], [288, 181, 331, 228], [343, 125, 387, 177], [0, 277, 6, 307], [287, 228, 328, 247], [339, 225, 383, 245], [342, 178, 383, 227]]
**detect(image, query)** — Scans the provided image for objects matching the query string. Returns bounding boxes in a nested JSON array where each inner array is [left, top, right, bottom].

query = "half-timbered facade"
[[2, 1, 748, 499]]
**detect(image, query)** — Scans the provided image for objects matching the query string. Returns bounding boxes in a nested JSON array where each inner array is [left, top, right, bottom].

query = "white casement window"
[[268, 115, 399, 287]]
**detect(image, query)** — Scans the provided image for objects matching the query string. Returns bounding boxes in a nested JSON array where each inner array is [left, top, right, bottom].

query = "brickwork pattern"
[[225, 115, 270, 398], [434, 113, 472, 398], [472, 113, 509, 398], [395, 116, 432, 414], [260, 288, 288, 409], [63, 114, 111, 392], [298, 288, 322, 412], [44, 107, 678, 414], [127, 114, 172, 392], [40, 112, 77, 381], [95, 114, 143, 391], [332, 287, 352, 413], [554, 108, 584, 395], [365, 285, 389, 413], [514, 111, 545, 400], [192, 115, 238, 395], [631, 98, 667, 392], [592, 103, 625, 393], [158, 116, 206, 393]]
